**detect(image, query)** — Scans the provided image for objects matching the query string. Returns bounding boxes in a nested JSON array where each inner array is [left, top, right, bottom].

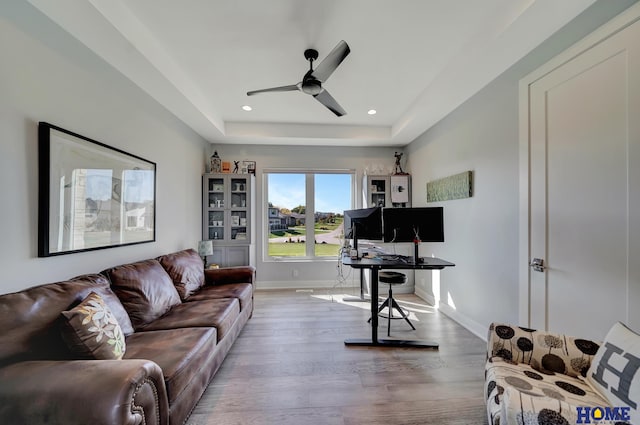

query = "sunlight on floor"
[[310, 293, 435, 322]]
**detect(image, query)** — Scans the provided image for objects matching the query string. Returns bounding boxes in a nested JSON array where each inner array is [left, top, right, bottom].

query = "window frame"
[[263, 168, 356, 262]]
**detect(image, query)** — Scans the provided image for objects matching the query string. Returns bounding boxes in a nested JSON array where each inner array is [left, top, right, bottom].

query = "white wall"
[[0, 2, 207, 294], [404, 0, 638, 338], [209, 144, 399, 289]]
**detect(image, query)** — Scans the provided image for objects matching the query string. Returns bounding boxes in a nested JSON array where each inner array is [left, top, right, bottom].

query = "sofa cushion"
[[60, 291, 126, 360], [0, 274, 132, 366], [140, 298, 240, 342], [586, 322, 640, 422], [103, 259, 181, 331], [124, 327, 217, 405], [486, 358, 609, 425], [184, 282, 253, 310], [157, 249, 204, 300]]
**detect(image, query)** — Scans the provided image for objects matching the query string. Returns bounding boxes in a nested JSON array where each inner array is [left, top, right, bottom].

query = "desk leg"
[[345, 267, 439, 349], [370, 268, 378, 343]]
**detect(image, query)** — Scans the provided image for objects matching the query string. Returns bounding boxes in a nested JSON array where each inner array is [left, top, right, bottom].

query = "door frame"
[[518, 4, 640, 327]]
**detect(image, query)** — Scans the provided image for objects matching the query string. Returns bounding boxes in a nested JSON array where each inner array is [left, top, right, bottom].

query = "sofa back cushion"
[[586, 322, 640, 423], [157, 249, 204, 300], [103, 259, 181, 330], [0, 274, 133, 366]]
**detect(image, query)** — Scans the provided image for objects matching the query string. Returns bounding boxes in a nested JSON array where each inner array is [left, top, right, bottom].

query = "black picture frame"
[[38, 122, 156, 257]]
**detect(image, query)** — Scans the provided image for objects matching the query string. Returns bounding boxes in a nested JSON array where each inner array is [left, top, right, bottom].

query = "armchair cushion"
[[486, 356, 608, 425], [586, 321, 640, 423], [61, 291, 126, 360], [488, 323, 600, 378]]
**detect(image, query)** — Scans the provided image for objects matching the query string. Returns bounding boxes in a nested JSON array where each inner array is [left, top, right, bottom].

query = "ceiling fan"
[[246, 40, 350, 117]]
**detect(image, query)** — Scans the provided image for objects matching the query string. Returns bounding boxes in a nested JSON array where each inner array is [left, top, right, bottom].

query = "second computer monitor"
[[382, 207, 444, 243]]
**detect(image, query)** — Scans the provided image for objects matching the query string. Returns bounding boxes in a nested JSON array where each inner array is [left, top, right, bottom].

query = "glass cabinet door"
[[207, 177, 226, 209], [370, 177, 387, 207], [230, 177, 248, 241], [207, 210, 224, 240], [206, 177, 225, 240]]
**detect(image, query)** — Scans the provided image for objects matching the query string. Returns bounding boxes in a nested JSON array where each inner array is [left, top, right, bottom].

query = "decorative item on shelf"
[[197, 240, 214, 267], [393, 152, 408, 175], [208, 264, 219, 269], [210, 151, 221, 173], [222, 161, 231, 173], [390, 175, 410, 204], [233, 161, 240, 173], [242, 160, 256, 175]]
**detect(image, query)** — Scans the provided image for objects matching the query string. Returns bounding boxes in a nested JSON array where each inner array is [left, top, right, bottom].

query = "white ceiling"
[[28, 0, 596, 147]]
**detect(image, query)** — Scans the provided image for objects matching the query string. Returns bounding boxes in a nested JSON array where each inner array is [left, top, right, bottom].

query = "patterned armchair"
[[484, 323, 613, 425]]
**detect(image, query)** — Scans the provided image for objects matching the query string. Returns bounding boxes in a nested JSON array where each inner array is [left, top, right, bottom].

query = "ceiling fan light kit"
[[247, 40, 350, 117]]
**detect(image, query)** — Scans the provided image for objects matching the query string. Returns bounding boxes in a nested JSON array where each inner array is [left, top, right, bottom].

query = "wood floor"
[[186, 287, 489, 425]]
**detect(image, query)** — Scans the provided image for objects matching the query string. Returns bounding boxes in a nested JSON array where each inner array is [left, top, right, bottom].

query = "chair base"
[[368, 286, 416, 336]]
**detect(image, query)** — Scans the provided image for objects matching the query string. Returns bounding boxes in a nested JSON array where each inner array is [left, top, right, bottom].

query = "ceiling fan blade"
[[311, 40, 350, 82], [247, 84, 300, 96], [314, 89, 346, 117]]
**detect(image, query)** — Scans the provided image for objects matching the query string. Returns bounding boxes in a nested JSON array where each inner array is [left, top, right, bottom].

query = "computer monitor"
[[382, 207, 444, 243], [343, 207, 382, 249]]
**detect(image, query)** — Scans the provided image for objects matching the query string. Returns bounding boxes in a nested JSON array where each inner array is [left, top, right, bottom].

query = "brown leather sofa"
[[0, 249, 255, 425]]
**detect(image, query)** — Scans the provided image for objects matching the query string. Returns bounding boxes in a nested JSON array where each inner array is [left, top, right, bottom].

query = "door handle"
[[529, 258, 546, 272]]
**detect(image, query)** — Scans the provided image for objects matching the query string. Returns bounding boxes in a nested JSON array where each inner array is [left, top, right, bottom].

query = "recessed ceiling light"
[[242, 105, 252, 111], [367, 109, 377, 115]]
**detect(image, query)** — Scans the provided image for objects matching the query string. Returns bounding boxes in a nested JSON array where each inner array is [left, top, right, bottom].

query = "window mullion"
[[305, 174, 315, 257]]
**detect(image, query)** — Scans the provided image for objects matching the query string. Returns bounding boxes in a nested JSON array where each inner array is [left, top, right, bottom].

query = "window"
[[266, 171, 353, 259]]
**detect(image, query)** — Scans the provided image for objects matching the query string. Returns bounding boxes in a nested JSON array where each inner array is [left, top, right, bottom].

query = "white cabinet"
[[363, 174, 411, 208], [202, 174, 255, 267]]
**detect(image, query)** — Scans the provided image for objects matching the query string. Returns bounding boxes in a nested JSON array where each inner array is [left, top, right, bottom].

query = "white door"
[[524, 16, 640, 340]]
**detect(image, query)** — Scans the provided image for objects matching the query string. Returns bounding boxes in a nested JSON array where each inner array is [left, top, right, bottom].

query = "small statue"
[[394, 152, 405, 174], [233, 161, 240, 173]]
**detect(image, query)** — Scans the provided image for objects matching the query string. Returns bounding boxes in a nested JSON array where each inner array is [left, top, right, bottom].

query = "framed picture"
[[38, 122, 156, 257], [242, 160, 256, 175]]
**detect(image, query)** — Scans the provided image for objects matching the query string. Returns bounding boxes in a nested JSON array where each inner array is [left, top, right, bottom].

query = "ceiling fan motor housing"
[[302, 78, 322, 95]]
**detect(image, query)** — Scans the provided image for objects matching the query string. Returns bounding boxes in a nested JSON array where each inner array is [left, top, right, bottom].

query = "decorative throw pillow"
[[61, 291, 126, 360], [586, 322, 640, 423]]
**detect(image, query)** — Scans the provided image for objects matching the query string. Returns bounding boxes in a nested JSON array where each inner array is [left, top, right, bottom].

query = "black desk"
[[341, 255, 455, 348]]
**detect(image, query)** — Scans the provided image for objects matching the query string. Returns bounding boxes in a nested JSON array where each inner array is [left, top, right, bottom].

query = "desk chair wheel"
[[367, 271, 416, 336]]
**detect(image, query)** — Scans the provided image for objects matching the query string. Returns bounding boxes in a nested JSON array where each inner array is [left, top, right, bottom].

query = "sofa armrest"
[[0, 359, 168, 425], [204, 266, 255, 286], [487, 323, 601, 378]]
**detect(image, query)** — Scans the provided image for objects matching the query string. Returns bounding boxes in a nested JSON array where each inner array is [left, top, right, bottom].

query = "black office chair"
[[368, 271, 416, 336]]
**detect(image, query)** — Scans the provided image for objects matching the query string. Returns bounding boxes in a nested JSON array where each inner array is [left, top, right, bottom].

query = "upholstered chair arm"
[[0, 359, 168, 425], [487, 323, 601, 378], [204, 266, 256, 286]]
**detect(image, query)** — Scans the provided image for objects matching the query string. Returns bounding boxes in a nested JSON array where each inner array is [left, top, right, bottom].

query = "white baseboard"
[[414, 287, 435, 306], [438, 302, 487, 342], [256, 280, 347, 290]]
